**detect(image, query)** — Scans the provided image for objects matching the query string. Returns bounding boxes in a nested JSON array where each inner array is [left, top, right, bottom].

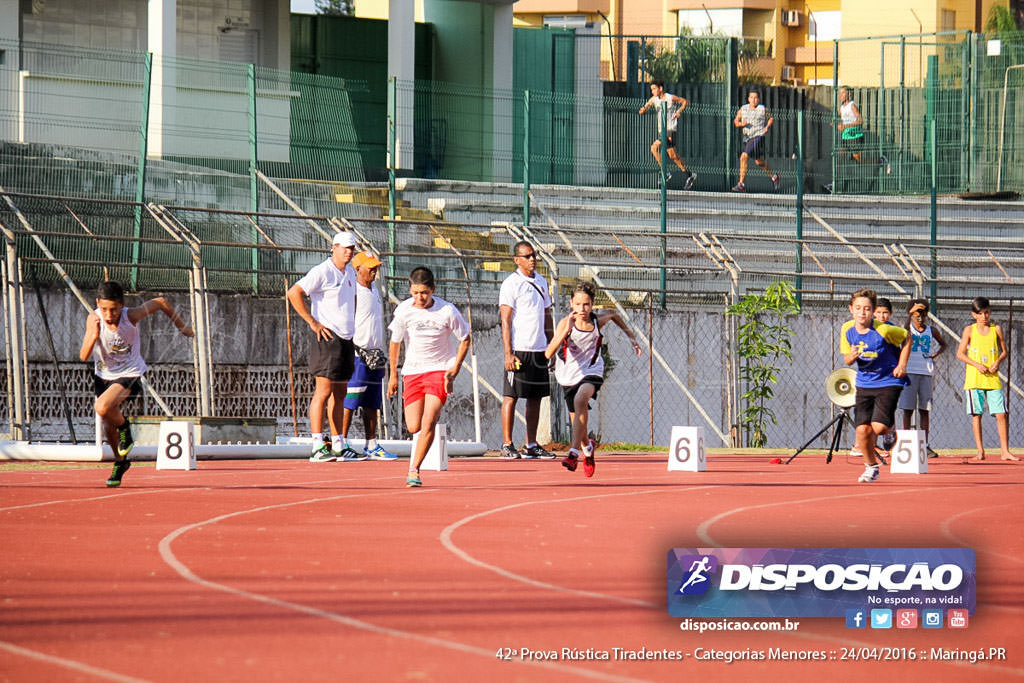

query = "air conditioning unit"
[[781, 65, 797, 81], [782, 10, 802, 27]]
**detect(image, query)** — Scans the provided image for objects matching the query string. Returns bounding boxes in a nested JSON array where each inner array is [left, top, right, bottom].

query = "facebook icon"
[[845, 609, 867, 628]]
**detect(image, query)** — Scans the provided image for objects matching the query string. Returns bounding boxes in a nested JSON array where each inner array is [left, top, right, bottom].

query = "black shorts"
[[93, 375, 141, 399], [854, 385, 903, 428], [742, 135, 765, 158], [502, 350, 550, 400], [563, 376, 603, 413], [309, 335, 355, 381]]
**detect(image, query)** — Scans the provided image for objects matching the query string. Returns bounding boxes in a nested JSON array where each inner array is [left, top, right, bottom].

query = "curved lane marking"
[[0, 639, 151, 683], [157, 486, 647, 683]]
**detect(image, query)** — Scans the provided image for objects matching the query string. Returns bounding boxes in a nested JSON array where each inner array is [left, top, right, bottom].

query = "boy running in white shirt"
[[78, 281, 193, 487], [387, 267, 471, 487]]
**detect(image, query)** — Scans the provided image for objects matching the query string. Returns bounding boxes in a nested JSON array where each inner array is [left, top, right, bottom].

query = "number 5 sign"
[[889, 429, 927, 474], [668, 426, 706, 472], [156, 421, 197, 470]]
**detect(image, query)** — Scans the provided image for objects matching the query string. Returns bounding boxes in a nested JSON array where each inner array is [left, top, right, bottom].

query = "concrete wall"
[[10, 287, 1022, 450]]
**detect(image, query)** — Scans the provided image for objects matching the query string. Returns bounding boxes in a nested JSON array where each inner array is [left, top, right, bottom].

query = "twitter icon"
[[870, 609, 893, 629]]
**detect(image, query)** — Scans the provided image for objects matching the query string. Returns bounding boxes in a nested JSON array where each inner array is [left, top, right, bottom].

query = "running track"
[[1, 453, 1022, 682]]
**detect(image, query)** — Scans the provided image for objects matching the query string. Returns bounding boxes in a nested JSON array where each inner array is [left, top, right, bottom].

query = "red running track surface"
[[1, 453, 1022, 682]]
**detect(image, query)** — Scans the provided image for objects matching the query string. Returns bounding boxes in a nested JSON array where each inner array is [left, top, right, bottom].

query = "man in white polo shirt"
[[499, 240, 555, 459], [287, 231, 360, 462]]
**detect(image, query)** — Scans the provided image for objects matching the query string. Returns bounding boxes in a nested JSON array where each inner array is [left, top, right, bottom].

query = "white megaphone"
[[825, 367, 857, 408]]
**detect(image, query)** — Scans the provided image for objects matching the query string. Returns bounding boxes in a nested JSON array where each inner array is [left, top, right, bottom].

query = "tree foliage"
[[726, 281, 800, 448], [986, 4, 1022, 33], [315, 0, 353, 17], [642, 28, 771, 85]]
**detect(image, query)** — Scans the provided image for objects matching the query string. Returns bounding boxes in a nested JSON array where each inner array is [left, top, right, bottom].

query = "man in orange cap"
[[340, 250, 398, 460]]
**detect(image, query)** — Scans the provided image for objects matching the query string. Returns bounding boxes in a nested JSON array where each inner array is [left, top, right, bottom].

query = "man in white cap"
[[287, 231, 362, 461], [340, 250, 397, 460]]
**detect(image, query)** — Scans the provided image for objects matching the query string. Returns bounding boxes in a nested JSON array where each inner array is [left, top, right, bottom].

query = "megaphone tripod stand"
[[786, 407, 855, 464]]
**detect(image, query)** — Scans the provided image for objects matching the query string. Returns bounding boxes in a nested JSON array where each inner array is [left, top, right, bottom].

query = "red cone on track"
[[770, 457, 783, 465]]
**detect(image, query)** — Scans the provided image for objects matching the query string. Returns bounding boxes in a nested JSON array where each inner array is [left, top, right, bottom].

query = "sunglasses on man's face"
[[517, 252, 536, 259]]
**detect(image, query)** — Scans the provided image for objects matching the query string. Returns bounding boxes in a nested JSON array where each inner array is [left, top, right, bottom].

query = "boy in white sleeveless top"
[[79, 281, 193, 487], [897, 298, 947, 456], [545, 282, 641, 478]]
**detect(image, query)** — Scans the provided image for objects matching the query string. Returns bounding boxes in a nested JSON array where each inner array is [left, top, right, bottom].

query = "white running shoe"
[[857, 465, 880, 483]]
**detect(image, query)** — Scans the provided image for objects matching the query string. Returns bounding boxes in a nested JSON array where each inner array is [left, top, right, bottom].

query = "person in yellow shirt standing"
[[956, 297, 1019, 461]]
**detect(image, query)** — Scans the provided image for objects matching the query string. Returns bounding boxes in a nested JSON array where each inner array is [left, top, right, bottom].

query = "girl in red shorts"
[[387, 267, 471, 487]]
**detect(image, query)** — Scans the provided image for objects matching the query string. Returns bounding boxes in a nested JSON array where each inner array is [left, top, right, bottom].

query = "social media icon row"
[[846, 608, 968, 629]]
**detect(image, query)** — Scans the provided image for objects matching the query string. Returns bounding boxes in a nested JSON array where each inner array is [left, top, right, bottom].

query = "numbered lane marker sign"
[[890, 429, 927, 474], [415, 423, 448, 471], [156, 420, 197, 470], [668, 426, 706, 472]]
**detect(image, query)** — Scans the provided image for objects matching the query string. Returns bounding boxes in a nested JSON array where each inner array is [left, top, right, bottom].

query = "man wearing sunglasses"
[[498, 241, 555, 459]]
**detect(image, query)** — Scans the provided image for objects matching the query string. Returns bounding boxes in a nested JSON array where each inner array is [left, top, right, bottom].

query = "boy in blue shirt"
[[840, 289, 910, 482]]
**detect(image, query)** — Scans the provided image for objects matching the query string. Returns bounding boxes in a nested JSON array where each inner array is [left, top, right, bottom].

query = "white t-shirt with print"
[[498, 269, 551, 352], [389, 296, 470, 376], [739, 103, 769, 141], [294, 258, 357, 339]]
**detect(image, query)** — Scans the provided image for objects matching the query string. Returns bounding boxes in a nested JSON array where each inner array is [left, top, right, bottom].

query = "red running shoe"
[[561, 453, 579, 472], [583, 454, 596, 478]]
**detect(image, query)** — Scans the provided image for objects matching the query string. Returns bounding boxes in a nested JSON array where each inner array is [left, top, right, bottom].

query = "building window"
[[941, 9, 956, 32], [808, 10, 841, 42]]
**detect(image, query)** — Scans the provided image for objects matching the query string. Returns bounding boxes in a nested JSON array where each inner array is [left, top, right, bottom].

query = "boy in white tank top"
[[79, 281, 193, 487], [545, 282, 642, 478]]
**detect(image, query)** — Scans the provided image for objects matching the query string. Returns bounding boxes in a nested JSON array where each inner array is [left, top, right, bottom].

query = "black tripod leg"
[[786, 412, 844, 465], [826, 411, 845, 464]]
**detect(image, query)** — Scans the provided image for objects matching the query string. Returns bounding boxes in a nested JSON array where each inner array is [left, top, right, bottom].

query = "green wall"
[[291, 13, 434, 178]]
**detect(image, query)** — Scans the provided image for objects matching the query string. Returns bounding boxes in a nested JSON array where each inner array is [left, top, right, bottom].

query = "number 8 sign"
[[668, 426, 706, 472], [156, 421, 197, 470]]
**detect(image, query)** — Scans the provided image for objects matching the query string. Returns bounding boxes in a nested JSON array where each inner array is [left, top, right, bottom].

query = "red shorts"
[[402, 370, 449, 407]]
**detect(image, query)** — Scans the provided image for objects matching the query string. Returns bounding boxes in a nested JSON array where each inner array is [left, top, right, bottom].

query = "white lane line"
[[157, 487, 647, 683], [940, 502, 1024, 566], [0, 639, 151, 683], [440, 484, 720, 608], [695, 483, 1014, 545], [696, 482, 1024, 676]]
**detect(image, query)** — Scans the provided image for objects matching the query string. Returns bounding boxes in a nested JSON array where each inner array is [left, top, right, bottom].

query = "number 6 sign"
[[156, 421, 197, 470], [668, 426, 706, 472]]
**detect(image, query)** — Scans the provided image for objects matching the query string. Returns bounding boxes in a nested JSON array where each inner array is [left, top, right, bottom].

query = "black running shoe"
[[116, 422, 134, 458], [106, 459, 131, 487], [521, 444, 556, 459], [881, 431, 897, 452]]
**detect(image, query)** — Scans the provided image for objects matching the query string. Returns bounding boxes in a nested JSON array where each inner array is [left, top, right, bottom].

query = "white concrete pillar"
[[388, 0, 416, 170], [148, 0, 177, 158], [491, 2, 514, 182], [0, 2, 19, 142]]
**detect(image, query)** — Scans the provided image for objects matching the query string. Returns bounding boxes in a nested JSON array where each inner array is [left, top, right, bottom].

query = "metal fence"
[[2, 188, 1021, 452], [5, 32, 1024, 212], [2, 32, 1023, 452]]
